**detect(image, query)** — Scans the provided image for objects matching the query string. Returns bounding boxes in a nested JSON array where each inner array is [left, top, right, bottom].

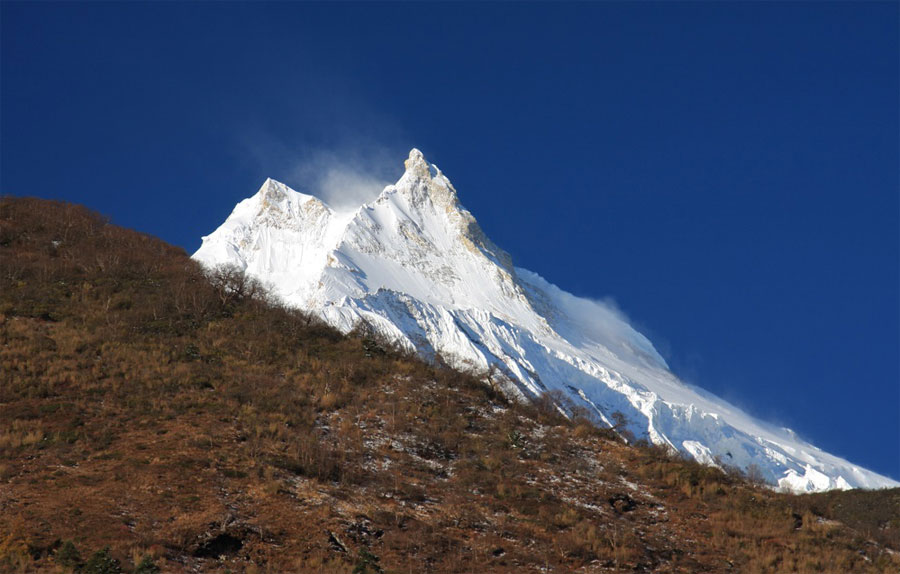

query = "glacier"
[[194, 148, 898, 493]]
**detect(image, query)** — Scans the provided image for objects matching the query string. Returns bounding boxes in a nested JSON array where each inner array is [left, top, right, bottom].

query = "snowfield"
[[194, 149, 898, 493]]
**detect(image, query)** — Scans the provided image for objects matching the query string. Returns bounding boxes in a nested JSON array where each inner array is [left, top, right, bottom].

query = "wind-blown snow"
[[194, 149, 898, 493]]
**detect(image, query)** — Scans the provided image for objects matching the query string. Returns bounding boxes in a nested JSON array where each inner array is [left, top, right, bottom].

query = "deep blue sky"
[[3, 2, 898, 480]]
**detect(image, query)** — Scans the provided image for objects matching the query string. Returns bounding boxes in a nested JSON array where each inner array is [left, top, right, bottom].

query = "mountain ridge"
[[194, 149, 898, 494]]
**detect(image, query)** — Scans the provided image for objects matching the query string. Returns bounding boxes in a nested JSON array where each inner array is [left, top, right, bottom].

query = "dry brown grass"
[[1, 196, 898, 573]]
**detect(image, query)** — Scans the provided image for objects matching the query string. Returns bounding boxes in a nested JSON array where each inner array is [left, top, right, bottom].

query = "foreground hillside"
[[1, 196, 898, 573]]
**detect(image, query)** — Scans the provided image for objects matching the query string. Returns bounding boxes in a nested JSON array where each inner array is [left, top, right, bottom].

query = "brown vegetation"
[[1, 196, 898, 573]]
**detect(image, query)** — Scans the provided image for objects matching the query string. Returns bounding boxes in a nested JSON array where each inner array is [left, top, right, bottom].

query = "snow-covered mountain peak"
[[403, 147, 429, 175], [265, 176, 323, 205], [387, 148, 459, 214], [248, 178, 332, 233], [367, 149, 513, 277], [258, 177, 293, 203], [194, 149, 899, 494]]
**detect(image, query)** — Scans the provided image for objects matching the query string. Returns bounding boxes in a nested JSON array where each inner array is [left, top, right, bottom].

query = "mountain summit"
[[194, 149, 897, 493]]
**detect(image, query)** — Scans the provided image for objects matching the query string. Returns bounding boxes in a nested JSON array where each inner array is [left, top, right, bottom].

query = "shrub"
[[55, 540, 82, 570], [353, 547, 383, 574], [134, 554, 161, 574], [83, 547, 122, 574]]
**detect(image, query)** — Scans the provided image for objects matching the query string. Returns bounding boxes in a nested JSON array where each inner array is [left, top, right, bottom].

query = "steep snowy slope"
[[194, 149, 898, 493]]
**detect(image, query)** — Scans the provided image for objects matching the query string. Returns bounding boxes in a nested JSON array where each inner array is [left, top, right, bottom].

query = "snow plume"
[[285, 148, 397, 213], [517, 268, 668, 370], [241, 131, 407, 213]]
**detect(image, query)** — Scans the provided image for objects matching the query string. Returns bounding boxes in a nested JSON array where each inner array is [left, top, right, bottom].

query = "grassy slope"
[[0, 196, 897, 573]]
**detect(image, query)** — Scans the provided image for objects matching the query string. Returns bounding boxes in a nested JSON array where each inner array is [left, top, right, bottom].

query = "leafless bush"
[[204, 263, 269, 307]]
